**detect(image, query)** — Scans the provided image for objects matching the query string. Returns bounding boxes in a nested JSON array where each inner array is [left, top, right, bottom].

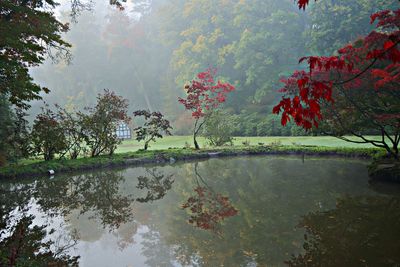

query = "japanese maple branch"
[[324, 104, 388, 149], [318, 39, 400, 86], [333, 57, 378, 86]]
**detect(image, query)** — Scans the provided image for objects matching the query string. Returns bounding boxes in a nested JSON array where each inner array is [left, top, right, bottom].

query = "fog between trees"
[[29, 0, 396, 135]]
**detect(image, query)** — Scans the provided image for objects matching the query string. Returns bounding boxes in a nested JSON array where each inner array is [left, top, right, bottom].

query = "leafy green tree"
[[168, 0, 238, 83], [0, 0, 71, 108], [158, 0, 399, 137], [80, 90, 130, 157]]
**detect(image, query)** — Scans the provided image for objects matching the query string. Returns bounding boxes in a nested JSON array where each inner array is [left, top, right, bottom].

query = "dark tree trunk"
[[193, 118, 202, 150], [193, 134, 200, 150]]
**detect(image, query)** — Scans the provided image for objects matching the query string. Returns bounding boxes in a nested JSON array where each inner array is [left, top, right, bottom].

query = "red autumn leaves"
[[273, 7, 400, 130], [178, 68, 235, 119]]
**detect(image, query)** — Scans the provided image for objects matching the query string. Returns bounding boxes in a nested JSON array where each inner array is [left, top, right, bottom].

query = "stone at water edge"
[[208, 152, 221, 157], [368, 160, 400, 183]]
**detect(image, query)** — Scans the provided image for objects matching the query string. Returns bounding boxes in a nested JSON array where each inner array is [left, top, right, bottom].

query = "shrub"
[[268, 140, 282, 147], [203, 110, 237, 147], [184, 141, 191, 149], [242, 140, 250, 146], [31, 106, 67, 161], [291, 125, 307, 136]]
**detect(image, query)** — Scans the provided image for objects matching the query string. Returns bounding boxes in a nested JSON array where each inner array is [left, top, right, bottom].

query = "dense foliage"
[[0, 97, 14, 165], [306, 0, 398, 55], [0, 97, 31, 165], [0, 0, 71, 108]]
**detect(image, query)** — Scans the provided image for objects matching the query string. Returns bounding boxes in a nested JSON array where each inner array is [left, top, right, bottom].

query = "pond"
[[1, 156, 400, 266]]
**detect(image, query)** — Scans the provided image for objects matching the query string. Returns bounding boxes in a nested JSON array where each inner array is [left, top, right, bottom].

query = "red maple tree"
[[179, 68, 235, 149], [273, 2, 400, 158]]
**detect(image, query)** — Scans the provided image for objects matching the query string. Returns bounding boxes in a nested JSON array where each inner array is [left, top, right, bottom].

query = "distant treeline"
[[28, 0, 397, 135]]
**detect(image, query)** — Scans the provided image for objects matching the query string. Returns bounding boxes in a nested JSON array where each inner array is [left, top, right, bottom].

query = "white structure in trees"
[[115, 122, 131, 140]]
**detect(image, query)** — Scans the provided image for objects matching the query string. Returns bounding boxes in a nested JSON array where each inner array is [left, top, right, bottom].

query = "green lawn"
[[116, 136, 378, 153]]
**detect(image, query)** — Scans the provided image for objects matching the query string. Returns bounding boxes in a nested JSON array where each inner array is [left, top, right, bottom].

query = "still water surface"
[[1, 156, 399, 266]]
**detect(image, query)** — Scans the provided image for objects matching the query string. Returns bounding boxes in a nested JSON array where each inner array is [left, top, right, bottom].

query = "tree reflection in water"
[[32, 168, 175, 231], [0, 167, 177, 264], [0, 183, 79, 265], [5, 157, 389, 266], [136, 168, 174, 203], [286, 195, 400, 267], [0, 209, 79, 266], [34, 170, 135, 229], [182, 162, 238, 233]]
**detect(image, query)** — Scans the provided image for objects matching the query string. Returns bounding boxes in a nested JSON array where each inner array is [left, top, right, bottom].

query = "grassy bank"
[[116, 135, 379, 153], [0, 145, 384, 179]]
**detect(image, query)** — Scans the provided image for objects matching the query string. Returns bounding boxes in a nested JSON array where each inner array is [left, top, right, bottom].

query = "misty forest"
[[1, 0, 400, 266]]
